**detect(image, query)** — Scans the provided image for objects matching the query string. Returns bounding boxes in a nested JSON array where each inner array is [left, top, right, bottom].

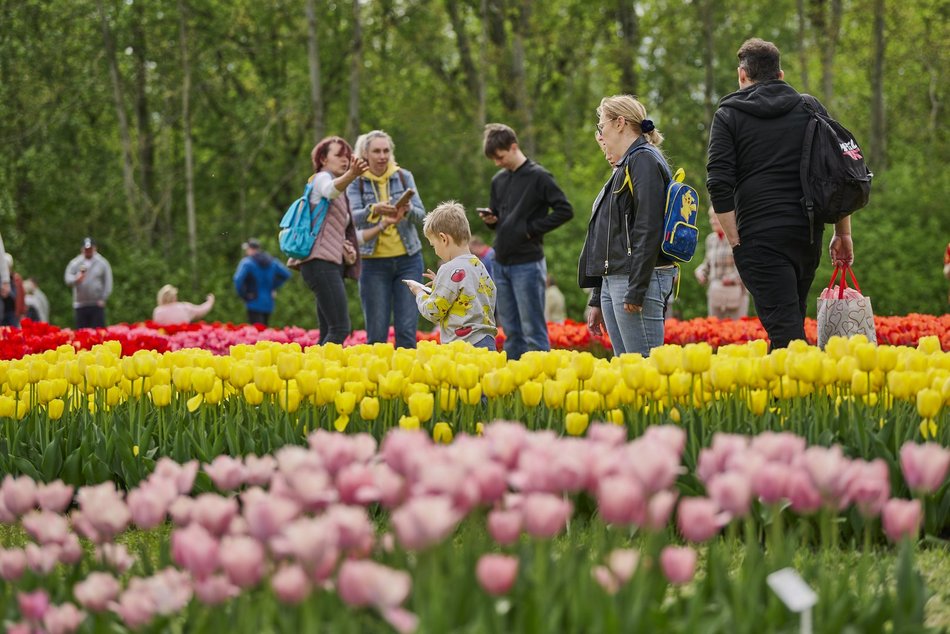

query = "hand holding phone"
[[402, 279, 429, 296], [476, 207, 495, 216]]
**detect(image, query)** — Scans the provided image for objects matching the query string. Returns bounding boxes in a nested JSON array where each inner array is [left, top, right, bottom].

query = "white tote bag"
[[816, 266, 876, 349]]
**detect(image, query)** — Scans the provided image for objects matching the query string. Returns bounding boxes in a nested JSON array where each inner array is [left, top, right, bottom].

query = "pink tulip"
[[6, 623, 29, 634], [18, 589, 50, 621], [190, 493, 238, 536], [75, 483, 130, 542], [0, 497, 14, 523], [97, 543, 136, 574], [22, 510, 70, 545], [607, 548, 640, 584], [476, 554, 519, 596], [0, 548, 27, 581], [382, 607, 420, 634], [592, 565, 619, 594], [26, 543, 61, 575], [697, 434, 749, 483], [36, 481, 74, 513], [154, 458, 199, 495], [644, 491, 677, 531], [487, 509, 522, 546], [272, 517, 338, 569], [127, 482, 175, 530], [327, 505, 375, 555], [337, 559, 412, 610], [521, 493, 573, 539], [588, 423, 627, 446], [109, 589, 156, 629], [644, 425, 687, 457], [243, 454, 277, 487], [882, 498, 922, 543], [392, 495, 460, 550], [42, 602, 86, 634], [660, 546, 697, 585], [801, 445, 849, 505], [708, 472, 753, 518], [786, 468, 822, 515], [470, 461, 509, 504], [751, 462, 790, 505], [194, 574, 239, 605], [677, 497, 723, 542], [168, 496, 195, 526], [900, 442, 950, 496], [597, 476, 646, 526], [336, 464, 379, 505], [204, 455, 248, 491], [271, 564, 311, 604], [309, 430, 378, 476], [74, 572, 120, 612], [219, 536, 265, 588], [171, 523, 220, 580], [750, 431, 805, 465], [847, 459, 890, 519], [2, 475, 37, 517], [625, 441, 681, 495], [482, 421, 529, 468], [59, 534, 83, 565], [242, 491, 300, 542]]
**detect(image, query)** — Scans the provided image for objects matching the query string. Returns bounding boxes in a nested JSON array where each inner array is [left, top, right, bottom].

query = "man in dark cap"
[[232, 238, 290, 325], [64, 237, 113, 328]]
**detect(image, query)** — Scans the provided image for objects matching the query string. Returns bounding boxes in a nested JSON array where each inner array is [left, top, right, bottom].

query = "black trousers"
[[75, 305, 106, 329], [300, 258, 351, 345], [732, 230, 822, 350], [246, 309, 270, 326]]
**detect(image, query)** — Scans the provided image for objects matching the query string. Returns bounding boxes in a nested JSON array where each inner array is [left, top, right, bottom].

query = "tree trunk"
[[615, 0, 639, 95], [178, 0, 199, 290], [797, 0, 810, 92], [869, 0, 886, 169], [510, 0, 534, 155], [811, 0, 842, 104], [96, 0, 139, 240], [699, 0, 715, 133], [478, 0, 488, 130], [131, 0, 155, 241], [306, 0, 325, 143], [346, 0, 362, 140]]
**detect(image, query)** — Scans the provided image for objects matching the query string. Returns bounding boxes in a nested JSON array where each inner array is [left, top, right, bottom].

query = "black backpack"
[[799, 95, 872, 234]]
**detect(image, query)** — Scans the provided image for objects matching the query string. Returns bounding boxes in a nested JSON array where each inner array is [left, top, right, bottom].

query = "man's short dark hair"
[[737, 38, 782, 83], [483, 123, 518, 158]]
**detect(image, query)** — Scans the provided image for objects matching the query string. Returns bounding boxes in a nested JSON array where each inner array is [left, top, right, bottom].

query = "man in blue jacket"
[[233, 238, 291, 326]]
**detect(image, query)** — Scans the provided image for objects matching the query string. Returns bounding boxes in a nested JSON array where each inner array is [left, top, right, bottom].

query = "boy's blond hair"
[[423, 200, 471, 245]]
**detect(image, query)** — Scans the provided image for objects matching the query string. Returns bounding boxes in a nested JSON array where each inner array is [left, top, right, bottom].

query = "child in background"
[[406, 201, 497, 350]]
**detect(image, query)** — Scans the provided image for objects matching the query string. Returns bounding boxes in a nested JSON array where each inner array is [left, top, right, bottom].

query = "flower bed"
[[0, 313, 947, 360], [0, 424, 943, 632]]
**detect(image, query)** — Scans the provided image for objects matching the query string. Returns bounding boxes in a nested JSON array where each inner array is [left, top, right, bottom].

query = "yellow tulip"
[[359, 397, 380, 420], [276, 352, 302, 381], [294, 370, 319, 396], [192, 367, 216, 394], [543, 380, 567, 409], [335, 392, 357, 416], [919, 418, 938, 440], [106, 386, 124, 407], [824, 336, 849, 360], [836, 356, 859, 385], [150, 384, 172, 407], [641, 365, 662, 393], [27, 358, 49, 383], [344, 381, 366, 402], [748, 389, 769, 416], [239, 383, 262, 406], [334, 414, 350, 432], [453, 364, 478, 390], [439, 387, 457, 412], [379, 371, 405, 399], [556, 367, 579, 386], [590, 367, 618, 396], [572, 352, 596, 382], [711, 359, 737, 392], [7, 368, 28, 392], [475, 422, 485, 436], [459, 384, 482, 406], [519, 381, 543, 407], [429, 355, 452, 383], [917, 389, 943, 419], [172, 367, 194, 392], [186, 394, 204, 412], [650, 345, 680, 376], [565, 412, 589, 436], [854, 343, 877, 373], [432, 422, 454, 444], [278, 389, 301, 413], [683, 343, 712, 374], [669, 407, 682, 424], [408, 391, 434, 421], [622, 363, 645, 390], [314, 377, 341, 406], [605, 408, 624, 426], [918, 336, 941, 355], [668, 371, 692, 399], [253, 367, 283, 395], [132, 350, 158, 377], [46, 399, 65, 421], [399, 415, 420, 431], [580, 389, 601, 414]]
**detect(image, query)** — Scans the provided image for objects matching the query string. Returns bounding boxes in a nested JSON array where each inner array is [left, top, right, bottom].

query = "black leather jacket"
[[578, 137, 672, 307]]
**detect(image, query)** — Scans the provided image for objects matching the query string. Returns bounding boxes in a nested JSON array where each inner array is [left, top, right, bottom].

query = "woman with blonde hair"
[[152, 284, 215, 325], [346, 130, 427, 348], [579, 95, 676, 355]]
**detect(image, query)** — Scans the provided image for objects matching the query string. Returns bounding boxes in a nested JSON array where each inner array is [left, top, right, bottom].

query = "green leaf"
[[40, 435, 63, 481]]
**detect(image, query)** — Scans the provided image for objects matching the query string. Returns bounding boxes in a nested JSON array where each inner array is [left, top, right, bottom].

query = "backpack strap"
[[397, 169, 407, 190], [799, 96, 819, 243]]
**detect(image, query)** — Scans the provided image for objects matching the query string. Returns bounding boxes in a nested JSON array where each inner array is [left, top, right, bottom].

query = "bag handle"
[[827, 265, 862, 299]]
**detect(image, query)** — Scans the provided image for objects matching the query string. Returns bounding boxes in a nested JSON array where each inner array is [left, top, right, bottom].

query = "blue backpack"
[[278, 180, 330, 260], [627, 145, 700, 263]]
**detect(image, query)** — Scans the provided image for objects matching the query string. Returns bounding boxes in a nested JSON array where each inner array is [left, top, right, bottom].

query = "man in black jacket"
[[706, 38, 854, 350], [480, 124, 574, 360]]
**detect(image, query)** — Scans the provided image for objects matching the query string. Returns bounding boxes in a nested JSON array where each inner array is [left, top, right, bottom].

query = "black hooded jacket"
[[706, 79, 827, 238]]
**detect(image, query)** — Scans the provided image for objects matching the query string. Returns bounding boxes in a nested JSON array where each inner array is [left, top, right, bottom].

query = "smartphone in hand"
[[393, 188, 415, 208], [402, 279, 429, 295], [476, 207, 496, 217]]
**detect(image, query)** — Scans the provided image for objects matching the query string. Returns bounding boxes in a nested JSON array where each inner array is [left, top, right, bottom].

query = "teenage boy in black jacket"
[[480, 124, 574, 360], [706, 38, 854, 350]]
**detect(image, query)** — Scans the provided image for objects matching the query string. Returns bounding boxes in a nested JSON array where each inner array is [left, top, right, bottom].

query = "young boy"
[[406, 201, 497, 350]]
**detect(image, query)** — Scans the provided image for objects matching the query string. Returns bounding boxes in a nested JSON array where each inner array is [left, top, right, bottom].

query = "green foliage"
[[0, 0, 946, 329]]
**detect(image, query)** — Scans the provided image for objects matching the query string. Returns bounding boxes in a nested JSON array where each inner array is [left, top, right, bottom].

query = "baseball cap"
[[242, 238, 261, 250], [82, 237, 96, 249]]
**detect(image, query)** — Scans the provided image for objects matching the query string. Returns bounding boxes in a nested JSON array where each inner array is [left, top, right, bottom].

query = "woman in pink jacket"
[[152, 285, 214, 325]]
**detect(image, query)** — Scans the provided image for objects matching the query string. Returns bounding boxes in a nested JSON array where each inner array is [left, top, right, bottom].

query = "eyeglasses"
[[596, 116, 619, 135]]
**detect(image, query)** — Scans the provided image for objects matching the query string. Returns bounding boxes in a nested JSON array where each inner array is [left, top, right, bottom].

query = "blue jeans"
[[359, 252, 424, 349], [472, 335, 496, 351], [600, 268, 676, 356], [494, 258, 549, 360]]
